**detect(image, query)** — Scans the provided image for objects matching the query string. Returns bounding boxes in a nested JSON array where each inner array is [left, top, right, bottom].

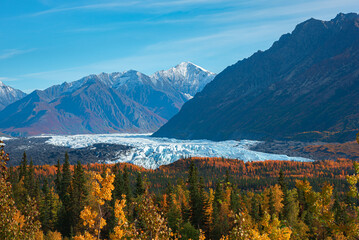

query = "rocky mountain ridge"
[[0, 62, 215, 136], [153, 13, 359, 143]]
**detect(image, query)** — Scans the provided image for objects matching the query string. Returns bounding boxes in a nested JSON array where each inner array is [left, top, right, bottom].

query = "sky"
[[1, 0, 358, 93]]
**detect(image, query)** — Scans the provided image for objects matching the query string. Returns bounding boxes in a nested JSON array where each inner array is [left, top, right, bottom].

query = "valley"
[[1, 5, 359, 239]]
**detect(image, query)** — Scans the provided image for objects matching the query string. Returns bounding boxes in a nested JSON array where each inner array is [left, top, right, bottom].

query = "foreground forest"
[[1, 141, 359, 239]]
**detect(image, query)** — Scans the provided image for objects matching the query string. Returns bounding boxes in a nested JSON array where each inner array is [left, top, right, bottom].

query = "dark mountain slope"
[[153, 13, 359, 142]]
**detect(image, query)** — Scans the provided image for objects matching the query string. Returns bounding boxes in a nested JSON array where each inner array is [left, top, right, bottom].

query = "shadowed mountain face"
[[153, 13, 359, 142], [0, 62, 214, 136]]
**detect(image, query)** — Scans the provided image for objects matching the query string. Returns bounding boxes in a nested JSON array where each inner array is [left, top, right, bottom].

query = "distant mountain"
[[0, 81, 26, 111], [0, 62, 214, 136], [151, 62, 216, 99], [154, 13, 359, 142], [0, 79, 165, 136], [111, 70, 187, 120]]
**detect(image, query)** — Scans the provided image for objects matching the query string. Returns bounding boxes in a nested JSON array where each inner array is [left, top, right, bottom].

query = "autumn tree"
[[74, 168, 115, 240], [110, 195, 137, 239], [0, 141, 41, 239]]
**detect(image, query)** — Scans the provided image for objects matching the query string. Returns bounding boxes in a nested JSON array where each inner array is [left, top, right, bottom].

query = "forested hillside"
[[1, 141, 359, 239]]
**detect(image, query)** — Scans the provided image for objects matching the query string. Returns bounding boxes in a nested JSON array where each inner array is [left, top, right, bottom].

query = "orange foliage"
[[160, 157, 354, 180]]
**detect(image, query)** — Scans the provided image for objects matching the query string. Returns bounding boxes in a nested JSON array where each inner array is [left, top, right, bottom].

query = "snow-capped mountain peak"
[[151, 62, 216, 98], [175, 61, 214, 75], [112, 70, 153, 88], [0, 81, 27, 110]]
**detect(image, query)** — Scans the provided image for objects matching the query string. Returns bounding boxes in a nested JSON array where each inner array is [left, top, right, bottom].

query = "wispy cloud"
[[146, 0, 234, 7], [0, 49, 36, 60], [27, 0, 238, 17], [0, 77, 18, 82], [65, 25, 118, 33], [29, 1, 140, 17], [50, 0, 358, 35], [179, 0, 359, 25]]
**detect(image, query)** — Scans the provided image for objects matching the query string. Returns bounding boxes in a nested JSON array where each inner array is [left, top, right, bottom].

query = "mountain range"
[[154, 13, 359, 142], [0, 62, 215, 136]]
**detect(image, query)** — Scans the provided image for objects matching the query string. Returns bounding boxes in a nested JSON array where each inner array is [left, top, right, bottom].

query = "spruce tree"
[[71, 161, 87, 233], [278, 170, 287, 192], [40, 179, 52, 233], [114, 169, 124, 200], [250, 194, 261, 223], [278, 169, 290, 220], [268, 188, 276, 217], [134, 172, 145, 198], [188, 161, 202, 228], [212, 182, 226, 239], [122, 166, 132, 202], [25, 158, 35, 198], [19, 152, 27, 181], [54, 159, 61, 195], [199, 177, 211, 234], [60, 152, 71, 200], [58, 152, 72, 236]]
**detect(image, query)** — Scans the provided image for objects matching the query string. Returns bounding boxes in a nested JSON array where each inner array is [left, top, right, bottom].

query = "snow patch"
[[0, 136, 12, 141]]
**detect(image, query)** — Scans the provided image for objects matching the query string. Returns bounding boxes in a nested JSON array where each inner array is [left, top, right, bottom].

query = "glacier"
[[44, 133, 313, 169]]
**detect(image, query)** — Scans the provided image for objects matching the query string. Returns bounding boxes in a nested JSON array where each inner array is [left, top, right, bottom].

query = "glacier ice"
[[44, 133, 313, 169]]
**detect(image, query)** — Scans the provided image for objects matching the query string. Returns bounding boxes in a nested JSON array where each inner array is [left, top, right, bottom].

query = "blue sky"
[[1, 0, 358, 92]]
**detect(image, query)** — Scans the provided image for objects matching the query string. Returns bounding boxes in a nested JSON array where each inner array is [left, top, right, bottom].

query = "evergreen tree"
[[278, 170, 290, 221], [40, 179, 52, 233], [113, 169, 123, 200], [19, 152, 27, 181], [167, 188, 182, 234], [54, 159, 61, 195], [188, 161, 204, 229], [250, 194, 261, 223], [134, 172, 145, 198], [268, 188, 276, 217], [58, 152, 72, 236], [333, 192, 347, 225], [122, 166, 132, 202], [198, 177, 209, 230], [278, 170, 287, 192], [230, 186, 242, 214], [60, 152, 71, 200], [25, 158, 35, 198], [71, 161, 87, 233]]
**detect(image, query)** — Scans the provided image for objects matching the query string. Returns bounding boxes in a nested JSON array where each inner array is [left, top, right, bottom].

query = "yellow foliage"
[[80, 206, 97, 228], [75, 168, 115, 240], [0, 141, 41, 240], [199, 229, 206, 240], [35, 230, 44, 240], [261, 212, 292, 240], [44, 231, 62, 240], [110, 195, 137, 240], [92, 168, 115, 205], [74, 231, 97, 240]]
